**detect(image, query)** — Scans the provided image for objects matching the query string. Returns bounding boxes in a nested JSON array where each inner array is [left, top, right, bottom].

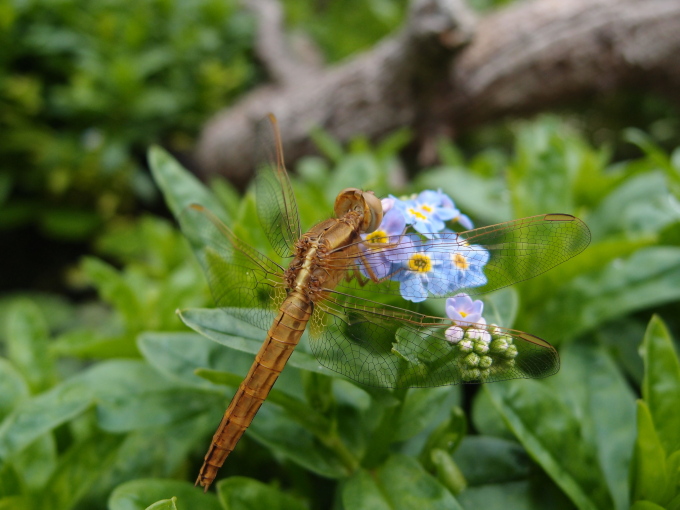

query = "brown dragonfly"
[[181, 114, 591, 491]]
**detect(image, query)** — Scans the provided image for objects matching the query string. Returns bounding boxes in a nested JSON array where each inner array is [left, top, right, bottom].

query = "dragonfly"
[[182, 114, 591, 491]]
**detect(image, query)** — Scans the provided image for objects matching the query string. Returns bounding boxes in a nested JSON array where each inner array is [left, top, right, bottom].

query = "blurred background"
[[1, 0, 679, 509]]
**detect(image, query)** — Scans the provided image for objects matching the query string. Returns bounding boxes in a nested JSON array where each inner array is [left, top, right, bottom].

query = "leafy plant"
[[0, 0, 255, 237], [1, 118, 679, 509]]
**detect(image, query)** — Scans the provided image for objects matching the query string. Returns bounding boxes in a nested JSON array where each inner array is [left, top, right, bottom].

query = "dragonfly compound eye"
[[334, 188, 383, 234]]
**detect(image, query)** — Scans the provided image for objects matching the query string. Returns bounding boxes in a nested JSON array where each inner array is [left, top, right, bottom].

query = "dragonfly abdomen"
[[195, 291, 312, 491]]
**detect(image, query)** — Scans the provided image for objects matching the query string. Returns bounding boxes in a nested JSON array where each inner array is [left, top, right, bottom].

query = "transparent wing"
[[180, 204, 286, 332], [309, 294, 558, 388], [254, 114, 302, 258], [330, 213, 591, 301]]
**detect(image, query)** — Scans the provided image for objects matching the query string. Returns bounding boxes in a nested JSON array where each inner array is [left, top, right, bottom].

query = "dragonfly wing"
[[180, 204, 286, 332], [254, 114, 302, 258], [331, 213, 591, 301], [456, 213, 591, 294], [309, 295, 559, 388]]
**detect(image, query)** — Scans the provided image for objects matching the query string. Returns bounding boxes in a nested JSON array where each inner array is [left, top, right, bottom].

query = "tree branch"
[[195, 0, 680, 182]]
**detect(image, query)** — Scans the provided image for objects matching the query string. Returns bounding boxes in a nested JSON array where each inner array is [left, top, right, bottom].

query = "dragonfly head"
[[334, 188, 383, 234]]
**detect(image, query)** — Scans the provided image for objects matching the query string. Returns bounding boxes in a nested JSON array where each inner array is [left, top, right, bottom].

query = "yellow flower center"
[[452, 253, 469, 270], [408, 253, 432, 273], [365, 230, 388, 246], [460, 311, 468, 318], [409, 208, 427, 220]]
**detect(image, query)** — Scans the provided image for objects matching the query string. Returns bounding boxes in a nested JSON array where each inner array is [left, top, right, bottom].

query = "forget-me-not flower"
[[359, 207, 406, 280], [389, 238, 460, 302], [445, 293, 484, 325]]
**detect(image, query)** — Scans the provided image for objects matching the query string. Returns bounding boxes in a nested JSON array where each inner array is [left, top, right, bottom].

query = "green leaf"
[[430, 449, 466, 495], [5, 299, 55, 392], [245, 403, 352, 479], [0, 380, 92, 461], [0, 460, 20, 499], [148, 146, 227, 223], [631, 401, 673, 505], [587, 171, 679, 239], [96, 389, 221, 433], [36, 433, 124, 510], [416, 166, 511, 225], [92, 412, 215, 495], [0, 360, 177, 460], [0, 497, 32, 510], [108, 479, 221, 510], [453, 436, 530, 486], [641, 315, 680, 455], [328, 154, 383, 201], [421, 407, 466, 462], [11, 433, 56, 490], [485, 380, 612, 510], [471, 389, 513, 440], [178, 308, 331, 376], [549, 340, 636, 510], [209, 177, 241, 220], [38, 207, 102, 240], [483, 288, 519, 329], [50, 330, 140, 359], [521, 236, 655, 317], [216, 477, 306, 510], [138, 332, 256, 390], [623, 128, 675, 173], [342, 469, 392, 510], [0, 359, 29, 420], [342, 455, 463, 510], [145, 498, 177, 510], [394, 387, 457, 442], [457, 479, 573, 510], [82, 257, 141, 331], [630, 502, 668, 510], [309, 126, 344, 163], [533, 247, 680, 340]]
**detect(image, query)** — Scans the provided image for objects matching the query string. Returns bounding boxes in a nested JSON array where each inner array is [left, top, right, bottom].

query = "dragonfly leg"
[[350, 250, 406, 286]]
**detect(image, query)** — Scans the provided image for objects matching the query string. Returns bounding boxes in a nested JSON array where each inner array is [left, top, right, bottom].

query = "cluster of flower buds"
[[444, 294, 518, 382]]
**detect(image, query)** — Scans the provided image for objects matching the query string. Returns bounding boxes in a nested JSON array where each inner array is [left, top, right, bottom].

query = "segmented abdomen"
[[195, 292, 312, 490]]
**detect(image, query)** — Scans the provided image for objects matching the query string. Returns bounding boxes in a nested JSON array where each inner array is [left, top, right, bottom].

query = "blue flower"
[[439, 193, 474, 230], [446, 293, 484, 325], [359, 207, 406, 280], [388, 238, 461, 303], [394, 190, 460, 238], [448, 243, 489, 289], [425, 232, 489, 290]]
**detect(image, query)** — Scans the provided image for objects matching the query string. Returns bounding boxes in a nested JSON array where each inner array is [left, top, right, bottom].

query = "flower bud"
[[479, 356, 493, 369], [466, 328, 491, 344], [490, 338, 509, 354], [458, 339, 474, 353], [488, 324, 502, 336], [445, 326, 464, 344], [502, 359, 516, 369], [505, 345, 518, 359], [461, 368, 481, 381], [473, 341, 489, 354], [464, 353, 480, 367]]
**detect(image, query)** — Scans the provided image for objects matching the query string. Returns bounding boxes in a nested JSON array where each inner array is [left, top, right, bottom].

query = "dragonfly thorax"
[[284, 215, 363, 302]]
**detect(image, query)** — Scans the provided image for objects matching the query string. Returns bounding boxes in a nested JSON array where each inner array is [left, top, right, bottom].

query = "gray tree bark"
[[195, 0, 680, 183]]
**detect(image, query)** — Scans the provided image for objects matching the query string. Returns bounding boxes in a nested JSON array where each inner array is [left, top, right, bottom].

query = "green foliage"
[[283, 0, 408, 62], [0, 0, 255, 238], [631, 317, 680, 508], [1, 117, 680, 509]]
